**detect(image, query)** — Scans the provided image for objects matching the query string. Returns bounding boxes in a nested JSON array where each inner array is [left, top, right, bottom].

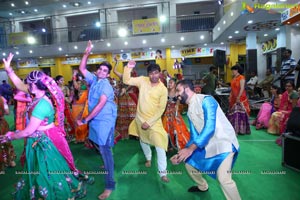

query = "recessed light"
[[34, 9, 38, 12], [171, 46, 175, 48], [63, 4, 67, 8], [223, 20, 226, 24], [248, 20, 253, 24], [59, 47, 62, 51], [200, 35, 204, 40], [149, 47, 152, 50], [161, 38, 165, 42], [11, 3, 15, 7], [88, 1, 91, 5], [234, 30, 239, 34], [180, 37, 184, 41], [29, 50, 33, 54], [275, 28, 280, 31], [142, 40, 147, 44], [39, 57, 43, 59], [120, 50, 124, 52], [65, 54, 68, 57], [228, 36, 233, 39], [220, 42, 224, 45], [204, 43, 207, 46], [74, 46, 78, 49], [217, 27, 220, 31], [9, 13, 13, 16], [16, 51, 19, 55], [25, 1, 29, 5], [21, 11, 25, 14], [264, 34, 268, 37], [124, 41, 128, 45], [230, 12, 234, 16], [107, 43, 111, 47], [2, 53, 6, 56]]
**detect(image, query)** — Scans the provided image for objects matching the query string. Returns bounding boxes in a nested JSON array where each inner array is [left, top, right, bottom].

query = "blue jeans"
[[98, 145, 115, 190]]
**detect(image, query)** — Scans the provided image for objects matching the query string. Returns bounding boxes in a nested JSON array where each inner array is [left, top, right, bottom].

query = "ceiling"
[[213, 0, 300, 44]]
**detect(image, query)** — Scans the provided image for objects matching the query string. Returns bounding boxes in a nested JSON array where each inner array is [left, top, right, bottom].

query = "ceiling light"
[[149, 47, 152, 50], [142, 40, 147, 44], [63, 4, 67, 8], [228, 36, 233, 39], [297, 24, 299, 26], [29, 50, 33, 54], [25, 1, 29, 5], [95, 22, 101, 28], [220, 42, 224, 45], [42, 28, 46, 32], [74, 46, 78, 49], [124, 41, 128, 45], [11, 3, 15, 7], [200, 35, 204, 40], [2, 53, 6, 56], [21, 11, 25, 14], [16, 51, 19, 55], [161, 38, 165, 42], [230, 12, 234, 16], [27, 36, 36, 44], [70, 2, 82, 7], [171, 46, 175, 48], [118, 28, 127, 37], [204, 43, 207, 46], [107, 43, 111, 47], [234, 30, 239, 34], [65, 54, 68, 57], [120, 50, 124, 52], [223, 20, 226, 24], [59, 47, 62, 51], [88, 1, 91, 5], [180, 37, 184, 41], [217, 27, 220, 31], [9, 13, 13, 16], [39, 57, 43, 59], [34, 9, 38, 12], [275, 28, 280, 31], [248, 20, 253, 24], [264, 34, 268, 37], [160, 15, 167, 23]]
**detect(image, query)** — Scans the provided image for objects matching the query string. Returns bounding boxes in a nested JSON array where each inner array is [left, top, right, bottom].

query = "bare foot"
[[145, 160, 151, 167], [98, 189, 112, 200], [9, 161, 16, 167], [161, 176, 169, 183]]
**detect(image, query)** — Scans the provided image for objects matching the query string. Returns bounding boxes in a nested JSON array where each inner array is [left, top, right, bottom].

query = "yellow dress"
[[123, 67, 168, 151]]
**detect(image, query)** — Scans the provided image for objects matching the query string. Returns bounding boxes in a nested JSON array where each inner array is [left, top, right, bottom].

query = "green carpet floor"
[[0, 107, 299, 200]]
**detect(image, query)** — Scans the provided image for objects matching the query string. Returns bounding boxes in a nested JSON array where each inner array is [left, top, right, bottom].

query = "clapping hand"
[[127, 60, 136, 68]]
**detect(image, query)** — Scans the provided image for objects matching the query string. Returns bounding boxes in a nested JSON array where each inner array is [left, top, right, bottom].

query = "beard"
[[178, 91, 188, 104]]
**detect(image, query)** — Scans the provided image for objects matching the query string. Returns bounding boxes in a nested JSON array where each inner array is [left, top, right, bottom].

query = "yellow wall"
[[226, 44, 246, 82]]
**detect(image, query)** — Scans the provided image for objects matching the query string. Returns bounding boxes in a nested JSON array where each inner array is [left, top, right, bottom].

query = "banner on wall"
[[16, 59, 38, 68], [38, 58, 55, 67], [8, 32, 29, 46], [171, 47, 225, 58], [262, 38, 277, 53], [113, 49, 165, 61], [61, 57, 106, 65], [132, 18, 161, 35]]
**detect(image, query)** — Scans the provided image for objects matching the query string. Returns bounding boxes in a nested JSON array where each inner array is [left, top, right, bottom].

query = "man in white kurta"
[[123, 61, 169, 182], [175, 79, 241, 200]]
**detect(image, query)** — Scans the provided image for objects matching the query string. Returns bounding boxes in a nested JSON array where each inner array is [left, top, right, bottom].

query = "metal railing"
[[0, 13, 216, 48]]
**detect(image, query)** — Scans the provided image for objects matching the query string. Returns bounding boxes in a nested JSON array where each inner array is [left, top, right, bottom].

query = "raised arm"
[[2, 53, 28, 93], [79, 40, 93, 77], [113, 57, 122, 79]]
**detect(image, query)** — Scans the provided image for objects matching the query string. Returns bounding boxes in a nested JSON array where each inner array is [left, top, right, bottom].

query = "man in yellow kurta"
[[123, 61, 169, 182]]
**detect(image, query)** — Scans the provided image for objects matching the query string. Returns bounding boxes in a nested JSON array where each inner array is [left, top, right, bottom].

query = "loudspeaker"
[[213, 50, 226, 67], [282, 133, 300, 172]]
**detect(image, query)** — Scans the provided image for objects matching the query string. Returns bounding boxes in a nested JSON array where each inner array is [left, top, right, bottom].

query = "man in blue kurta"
[[78, 41, 117, 200], [174, 79, 241, 200]]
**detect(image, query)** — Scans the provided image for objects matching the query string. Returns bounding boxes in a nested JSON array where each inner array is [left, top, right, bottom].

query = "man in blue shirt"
[[78, 40, 117, 200]]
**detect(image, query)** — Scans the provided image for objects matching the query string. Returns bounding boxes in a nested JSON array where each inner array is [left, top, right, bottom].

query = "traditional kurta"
[[186, 94, 239, 179], [123, 67, 168, 150]]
